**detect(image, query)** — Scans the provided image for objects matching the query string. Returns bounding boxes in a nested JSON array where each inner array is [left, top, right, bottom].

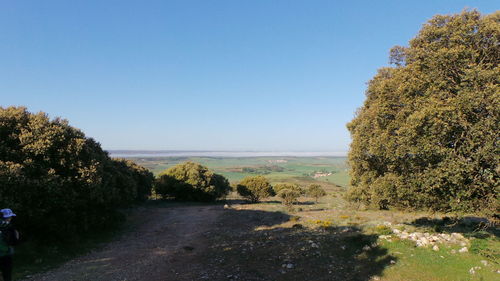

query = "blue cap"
[[0, 209, 16, 218]]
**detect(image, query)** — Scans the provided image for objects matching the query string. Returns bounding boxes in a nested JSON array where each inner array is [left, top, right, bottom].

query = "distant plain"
[[121, 155, 350, 187]]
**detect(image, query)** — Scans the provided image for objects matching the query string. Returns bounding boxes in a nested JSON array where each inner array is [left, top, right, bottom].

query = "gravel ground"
[[21, 205, 224, 281]]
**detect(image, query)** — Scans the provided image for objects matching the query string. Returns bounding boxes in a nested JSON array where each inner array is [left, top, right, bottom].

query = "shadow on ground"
[[196, 207, 395, 281], [407, 216, 499, 238], [225, 199, 317, 206]]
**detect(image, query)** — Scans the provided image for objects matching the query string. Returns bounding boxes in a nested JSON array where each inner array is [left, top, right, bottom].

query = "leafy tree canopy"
[[155, 161, 230, 202], [306, 184, 327, 202], [278, 188, 301, 208], [347, 10, 499, 214], [273, 183, 303, 195], [0, 106, 153, 242], [236, 175, 274, 203]]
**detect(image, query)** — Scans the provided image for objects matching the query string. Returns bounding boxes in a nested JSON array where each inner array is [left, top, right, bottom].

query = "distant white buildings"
[[313, 172, 332, 178], [267, 159, 288, 163]]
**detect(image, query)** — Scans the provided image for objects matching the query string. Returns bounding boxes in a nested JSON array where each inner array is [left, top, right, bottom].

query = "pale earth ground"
[[19, 202, 500, 281], [22, 205, 224, 281]]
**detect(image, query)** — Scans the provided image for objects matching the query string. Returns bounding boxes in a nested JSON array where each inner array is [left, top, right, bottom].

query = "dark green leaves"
[[155, 161, 231, 202], [347, 10, 499, 215], [0, 106, 154, 242]]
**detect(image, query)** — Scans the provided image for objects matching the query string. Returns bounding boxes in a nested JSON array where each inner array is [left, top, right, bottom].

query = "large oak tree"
[[347, 11, 499, 214]]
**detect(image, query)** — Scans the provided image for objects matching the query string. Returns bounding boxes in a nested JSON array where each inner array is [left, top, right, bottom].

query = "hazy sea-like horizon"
[[107, 150, 347, 158]]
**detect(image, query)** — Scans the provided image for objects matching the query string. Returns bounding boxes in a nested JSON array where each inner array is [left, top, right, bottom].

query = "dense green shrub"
[[0, 106, 153, 242], [278, 188, 301, 208], [154, 161, 230, 201], [274, 183, 304, 207], [273, 183, 303, 195], [306, 184, 327, 202], [108, 158, 155, 205], [347, 11, 499, 214], [236, 176, 274, 203]]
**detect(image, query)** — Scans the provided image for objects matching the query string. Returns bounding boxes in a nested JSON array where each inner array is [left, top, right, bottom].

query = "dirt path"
[[22, 205, 224, 281]]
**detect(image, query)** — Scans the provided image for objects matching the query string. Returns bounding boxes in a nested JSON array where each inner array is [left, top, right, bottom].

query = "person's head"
[[0, 208, 16, 222]]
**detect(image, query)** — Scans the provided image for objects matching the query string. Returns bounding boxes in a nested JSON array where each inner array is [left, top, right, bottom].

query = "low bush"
[[155, 161, 231, 202], [236, 176, 274, 203], [273, 183, 303, 195], [278, 188, 301, 208], [306, 184, 326, 202]]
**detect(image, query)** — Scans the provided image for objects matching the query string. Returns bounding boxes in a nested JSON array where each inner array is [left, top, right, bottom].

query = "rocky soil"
[[21, 205, 224, 281], [378, 222, 470, 251]]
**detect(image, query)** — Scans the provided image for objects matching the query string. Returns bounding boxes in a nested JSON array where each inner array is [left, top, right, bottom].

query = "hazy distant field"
[[128, 156, 350, 187]]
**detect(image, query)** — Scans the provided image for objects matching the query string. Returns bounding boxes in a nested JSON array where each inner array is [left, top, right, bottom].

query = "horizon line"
[[107, 150, 348, 158]]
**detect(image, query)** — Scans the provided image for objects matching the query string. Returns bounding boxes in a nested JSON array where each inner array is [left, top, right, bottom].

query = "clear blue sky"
[[1, 1, 497, 152]]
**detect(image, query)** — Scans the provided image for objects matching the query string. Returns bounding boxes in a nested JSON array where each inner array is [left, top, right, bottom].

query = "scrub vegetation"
[[2, 10, 499, 281], [154, 161, 231, 202], [0, 106, 154, 244], [236, 175, 275, 203]]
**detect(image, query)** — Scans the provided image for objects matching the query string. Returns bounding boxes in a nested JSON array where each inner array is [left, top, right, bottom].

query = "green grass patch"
[[469, 235, 500, 262], [379, 238, 499, 281]]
